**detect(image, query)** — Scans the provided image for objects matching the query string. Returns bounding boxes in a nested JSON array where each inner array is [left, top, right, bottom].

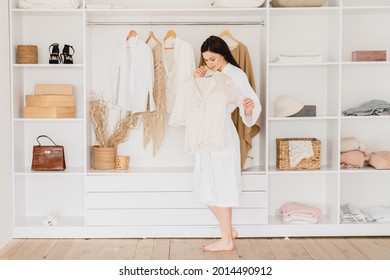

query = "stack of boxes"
[[24, 84, 75, 118]]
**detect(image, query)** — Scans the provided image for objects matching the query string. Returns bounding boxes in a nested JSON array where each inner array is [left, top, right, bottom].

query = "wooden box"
[[352, 50, 387, 62], [24, 106, 75, 118], [25, 94, 75, 107], [35, 84, 73, 95]]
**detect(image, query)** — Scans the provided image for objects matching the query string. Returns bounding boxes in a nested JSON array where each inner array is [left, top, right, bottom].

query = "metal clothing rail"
[[87, 21, 265, 26]]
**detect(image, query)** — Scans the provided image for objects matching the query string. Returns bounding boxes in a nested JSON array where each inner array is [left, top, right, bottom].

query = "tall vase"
[[92, 146, 117, 170]]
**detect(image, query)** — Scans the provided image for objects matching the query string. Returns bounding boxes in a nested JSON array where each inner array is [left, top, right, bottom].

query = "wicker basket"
[[115, 156, 130, 170], [17, 45, 38, 64], [92, 146, 116, 170], [276, 138, 321, 170]]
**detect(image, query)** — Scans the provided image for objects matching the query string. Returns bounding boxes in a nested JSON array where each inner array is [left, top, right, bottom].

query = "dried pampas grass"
[[106, 111, 139, 147], [90, 91, 138, 147]]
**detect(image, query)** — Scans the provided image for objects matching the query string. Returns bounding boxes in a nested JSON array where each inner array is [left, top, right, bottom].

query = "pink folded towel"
[[340, 150, 369, 168], [278, 201, 322, 219], [368, 151, 390, 170]]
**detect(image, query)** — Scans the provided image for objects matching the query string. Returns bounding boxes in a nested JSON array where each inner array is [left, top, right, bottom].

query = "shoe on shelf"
[[49, 43, 61, 64], [61, 44, 75, 64]]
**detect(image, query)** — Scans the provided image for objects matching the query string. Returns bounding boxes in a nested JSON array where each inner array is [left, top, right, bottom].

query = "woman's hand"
[[243, 97, 255, 116], [193, 66, 209, 78]]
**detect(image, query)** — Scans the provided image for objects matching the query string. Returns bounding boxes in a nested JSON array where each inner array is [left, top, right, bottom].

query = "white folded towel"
[[19, 0, 81, 9], [274, 53, 324, 63], [212, 0, 265, 8], [85, 4, 125, 9]]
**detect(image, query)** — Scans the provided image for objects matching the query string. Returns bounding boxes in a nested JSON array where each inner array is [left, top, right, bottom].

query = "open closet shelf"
[[14, 167, 85, 175], [11, 8, 83, 15], [12, 64, 84, 68], [267, 166, 338, 174], [85, 8, 266, 15], [86, 166, 266, 175]]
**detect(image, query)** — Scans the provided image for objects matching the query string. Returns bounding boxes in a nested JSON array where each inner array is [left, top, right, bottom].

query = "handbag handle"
[[36, 135, 58, 146]]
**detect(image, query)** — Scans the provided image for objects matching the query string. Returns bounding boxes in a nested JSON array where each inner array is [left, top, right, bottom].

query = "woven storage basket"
[[115, 156, 130, 170], [17, 45, 38, 64], [92, 146, 116, 170], [276, 138, 321, 170]]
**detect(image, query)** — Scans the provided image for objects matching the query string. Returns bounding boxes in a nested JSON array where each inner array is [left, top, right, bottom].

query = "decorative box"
[[352, 50, 386, 62], [35, 84, 73, 95], [288, 105, 316, 117], [17, 45, 38, 64], [276, 138, 321, 170], [25, 94, 75, 107], [271, 0, 327, 7], [24, 106, 75, 118]]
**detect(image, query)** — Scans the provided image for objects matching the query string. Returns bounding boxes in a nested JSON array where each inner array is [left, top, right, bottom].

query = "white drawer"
[[86, 208, 266, 226], [86, 173, 193, 192], [87, 191, 267, 209], [87, 173, 268, 192]]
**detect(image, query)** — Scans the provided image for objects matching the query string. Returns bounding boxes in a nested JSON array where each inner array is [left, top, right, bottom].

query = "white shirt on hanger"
[[162, 36, 196, 113], [112, 35, 155, 113]]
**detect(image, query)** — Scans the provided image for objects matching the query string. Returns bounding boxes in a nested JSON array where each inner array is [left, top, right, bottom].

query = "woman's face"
[[202, 51, 228, 72]]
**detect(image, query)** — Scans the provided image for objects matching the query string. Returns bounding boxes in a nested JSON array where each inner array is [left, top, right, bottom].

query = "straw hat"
[[275, 95, 305, 117]]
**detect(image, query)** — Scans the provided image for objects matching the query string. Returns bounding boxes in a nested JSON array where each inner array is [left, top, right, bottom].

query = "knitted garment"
[[142, 44, 166, 156], [343, 99, 390, 116]]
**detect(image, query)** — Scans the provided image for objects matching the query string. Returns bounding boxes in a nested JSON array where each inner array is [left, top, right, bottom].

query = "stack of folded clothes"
[[340, 203, 374, 224], [277, 201, 322, 224], [368, 151, 390, 170], [341, 204, 390, 223], [340, 137, 369, 168], [343, 99, 390, 116], [363, 206, 390, 223], [273, 52, 323, 63]]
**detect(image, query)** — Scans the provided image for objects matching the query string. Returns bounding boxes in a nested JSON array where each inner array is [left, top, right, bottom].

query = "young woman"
[[194, 36, 261, 251], [170, 35, 261, 251]]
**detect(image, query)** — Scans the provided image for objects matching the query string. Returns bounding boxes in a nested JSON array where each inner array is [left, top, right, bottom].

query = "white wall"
[[0, 0, 13, 249]]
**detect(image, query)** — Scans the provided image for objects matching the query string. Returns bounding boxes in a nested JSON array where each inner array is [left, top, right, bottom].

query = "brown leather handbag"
[[31, 135, 66, 171]]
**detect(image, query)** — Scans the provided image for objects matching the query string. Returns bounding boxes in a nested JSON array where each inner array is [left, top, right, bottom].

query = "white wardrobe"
[[5, 0, 390, 240]]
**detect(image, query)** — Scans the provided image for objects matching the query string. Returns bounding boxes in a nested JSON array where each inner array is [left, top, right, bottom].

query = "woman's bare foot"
[[203, 238, 234, 252], [232, 228, 238, 239]]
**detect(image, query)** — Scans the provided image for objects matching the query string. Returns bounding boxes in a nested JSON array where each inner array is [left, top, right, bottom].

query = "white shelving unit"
[[266, 0, 390, 236], [8, 0, 390, 238], [9, 0, 86, 237]]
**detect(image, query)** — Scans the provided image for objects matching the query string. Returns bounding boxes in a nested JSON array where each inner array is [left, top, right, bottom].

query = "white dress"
[[194, 63, 261, 207]]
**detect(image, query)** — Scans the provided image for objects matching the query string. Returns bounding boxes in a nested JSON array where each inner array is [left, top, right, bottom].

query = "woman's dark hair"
[[201, 35, 240, 68]]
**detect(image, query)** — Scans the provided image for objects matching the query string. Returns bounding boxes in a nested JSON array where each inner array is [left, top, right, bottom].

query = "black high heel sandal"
[[61, 44, 75, 64], [49, 43, 61, 64]]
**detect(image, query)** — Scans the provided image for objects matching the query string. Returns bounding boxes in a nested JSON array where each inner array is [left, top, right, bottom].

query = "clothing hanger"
[[163, 29, 177, 41], [218, 28, 240, 46], [163, 28, 177, 49], [145, 30, 161, 46], [126, 29, 138, 40]]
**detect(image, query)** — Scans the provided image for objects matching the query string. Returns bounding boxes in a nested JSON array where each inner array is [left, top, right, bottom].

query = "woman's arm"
[[237, 75, 261, 127]]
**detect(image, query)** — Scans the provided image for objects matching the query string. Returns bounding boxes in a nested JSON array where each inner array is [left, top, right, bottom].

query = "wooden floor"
[[1, 237, 390, 260]]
